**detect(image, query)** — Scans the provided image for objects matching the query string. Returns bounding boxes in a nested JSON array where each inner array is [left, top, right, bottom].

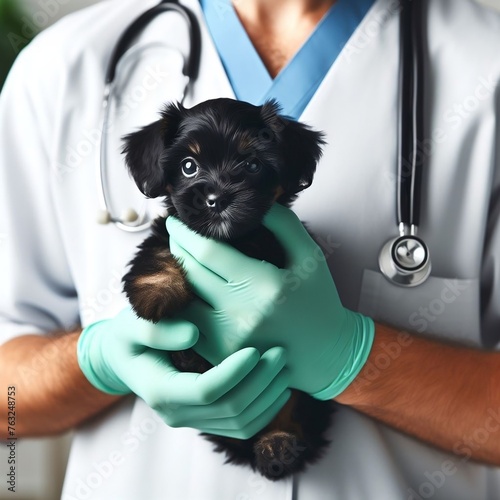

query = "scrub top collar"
[[200, 0, 377, 119]]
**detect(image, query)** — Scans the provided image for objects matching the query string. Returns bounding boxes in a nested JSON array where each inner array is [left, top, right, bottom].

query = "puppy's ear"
[[260, 100, 325, 197], [283, 121, 324, 195], [122, 103, 183, 198]]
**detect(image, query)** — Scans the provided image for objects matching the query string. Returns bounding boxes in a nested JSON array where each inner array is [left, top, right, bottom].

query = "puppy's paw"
[[123, 251, 192, 323], [253, 431, 308, 480]]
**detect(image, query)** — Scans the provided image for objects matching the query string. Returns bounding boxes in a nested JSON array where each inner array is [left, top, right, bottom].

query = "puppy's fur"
[[122, 98, 334, 480]]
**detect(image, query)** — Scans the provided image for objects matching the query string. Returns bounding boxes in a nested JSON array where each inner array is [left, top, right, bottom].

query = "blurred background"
[[1, 0, 500, 498], [0, 0, 101, 89]]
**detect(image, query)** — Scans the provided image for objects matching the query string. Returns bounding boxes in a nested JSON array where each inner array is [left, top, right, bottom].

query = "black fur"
[[203, 392, 334, 479], [122, 98, 334, 480]]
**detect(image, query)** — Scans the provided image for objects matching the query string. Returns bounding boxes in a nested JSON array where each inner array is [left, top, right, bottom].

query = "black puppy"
[[122, 98, 334, 480]]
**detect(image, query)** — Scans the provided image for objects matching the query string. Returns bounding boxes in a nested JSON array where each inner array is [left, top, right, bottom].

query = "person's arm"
[[0, 330, 121, 438], [0, 36, 100, 441], [336, 322, 500, 465], [1, 316, 292, 441]]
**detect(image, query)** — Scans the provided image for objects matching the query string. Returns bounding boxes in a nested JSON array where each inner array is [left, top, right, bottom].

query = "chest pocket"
[[358, 269, 481, 346]]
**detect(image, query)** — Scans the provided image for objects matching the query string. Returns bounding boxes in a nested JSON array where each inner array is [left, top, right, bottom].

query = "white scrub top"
[[1, 0, 500, 499]]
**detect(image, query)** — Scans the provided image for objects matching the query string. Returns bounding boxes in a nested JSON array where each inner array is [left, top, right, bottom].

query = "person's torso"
[[40, 0, 500, 498]]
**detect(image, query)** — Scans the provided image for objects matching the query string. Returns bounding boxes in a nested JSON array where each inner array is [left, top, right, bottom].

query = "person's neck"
[[232, 0, 336, 78], [234, 0, 335, 22]]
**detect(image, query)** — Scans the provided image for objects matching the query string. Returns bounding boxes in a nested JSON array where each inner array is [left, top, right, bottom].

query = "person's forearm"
[[336, 323, 500, 465], [0, 331, 121, 438]]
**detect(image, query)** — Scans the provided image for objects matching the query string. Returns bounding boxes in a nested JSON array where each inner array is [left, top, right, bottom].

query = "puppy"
[[122, 98, 334, 480]]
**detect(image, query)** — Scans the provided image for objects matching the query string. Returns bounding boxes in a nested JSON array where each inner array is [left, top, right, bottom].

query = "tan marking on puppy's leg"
[[127, 249, 192, 322]]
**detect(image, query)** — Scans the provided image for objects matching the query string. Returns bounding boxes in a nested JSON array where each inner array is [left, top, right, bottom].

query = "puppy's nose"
[[206, 193, 229, 213]]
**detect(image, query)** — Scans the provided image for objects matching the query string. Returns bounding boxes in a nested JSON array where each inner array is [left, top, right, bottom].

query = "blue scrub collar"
[[200, 0, 377, 119]]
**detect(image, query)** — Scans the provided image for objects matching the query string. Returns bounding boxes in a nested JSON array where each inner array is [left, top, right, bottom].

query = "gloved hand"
[[77, 307, 291, 438], [166, 204, 375, 400]]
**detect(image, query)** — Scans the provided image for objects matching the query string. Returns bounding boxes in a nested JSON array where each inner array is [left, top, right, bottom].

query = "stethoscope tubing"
[[398, 0, 425, 231], [105, 0, 201, 85], [96, 0, 201, 232]]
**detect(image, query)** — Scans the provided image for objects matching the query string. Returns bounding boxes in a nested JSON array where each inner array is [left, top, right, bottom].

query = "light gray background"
[[2, 0, 500, 498]]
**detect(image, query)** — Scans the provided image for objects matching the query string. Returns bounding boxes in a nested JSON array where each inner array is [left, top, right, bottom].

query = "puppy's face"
[[163, 123, 281, 240], [123, 98, 324, 241]]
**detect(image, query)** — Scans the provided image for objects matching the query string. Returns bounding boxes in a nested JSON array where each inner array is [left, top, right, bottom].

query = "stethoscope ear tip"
[[96, 210, 112, 225], [96, 208, 140, 225], [121, 208, 140, 223]]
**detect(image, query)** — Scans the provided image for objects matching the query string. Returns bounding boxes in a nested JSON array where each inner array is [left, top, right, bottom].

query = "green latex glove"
[[77, 308, 291, 438], [166, 204, 375, 400]]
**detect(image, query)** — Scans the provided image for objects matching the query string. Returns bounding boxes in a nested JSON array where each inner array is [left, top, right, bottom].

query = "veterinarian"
[[1, 0, 500, 499]]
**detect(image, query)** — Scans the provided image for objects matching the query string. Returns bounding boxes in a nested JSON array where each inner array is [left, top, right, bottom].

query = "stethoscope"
[[96, 0, 201, 232], [96, 0, 431, 287]]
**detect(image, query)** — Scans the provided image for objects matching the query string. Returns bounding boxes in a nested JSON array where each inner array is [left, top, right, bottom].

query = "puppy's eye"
[[181, 158, 199, 178], [244, 159, 261, 174]]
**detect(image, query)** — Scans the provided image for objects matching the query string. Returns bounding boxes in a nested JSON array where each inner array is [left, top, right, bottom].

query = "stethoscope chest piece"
[[379, 233, 431, 287]]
